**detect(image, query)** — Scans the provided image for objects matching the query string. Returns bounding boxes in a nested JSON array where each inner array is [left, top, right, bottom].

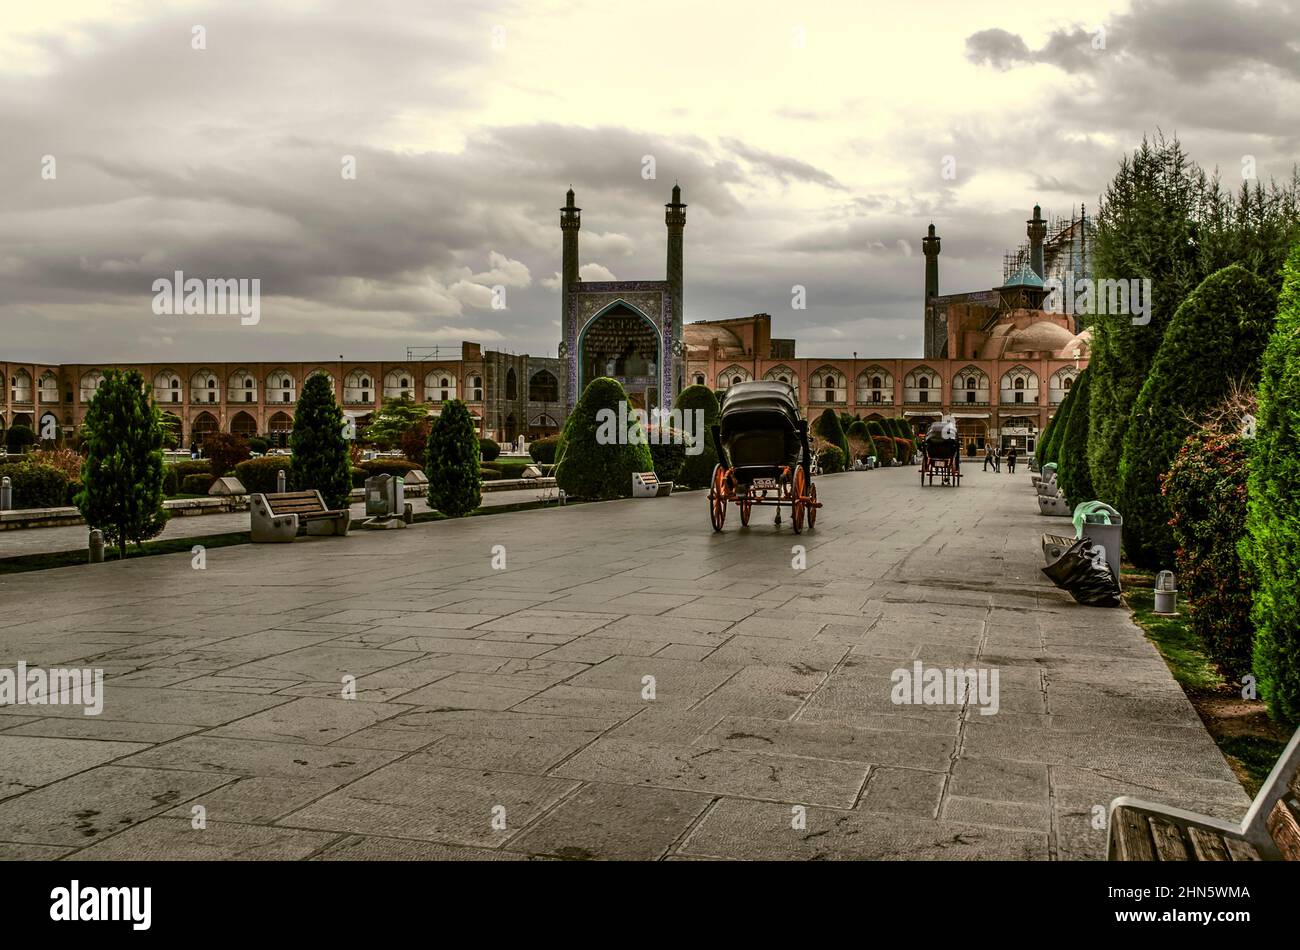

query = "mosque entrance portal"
[[579, 304, 662, 413]]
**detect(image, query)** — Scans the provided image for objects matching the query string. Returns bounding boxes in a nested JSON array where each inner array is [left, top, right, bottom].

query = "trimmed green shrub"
[[5, 425, 36, 452], [554, 377, 653, 500], [647, 427, 686, 483], [815, 408, 850, 466], [1118, 264, 1275, 568], [234, 456, 289, 494], [427, 399, 481, 516], [479, 438, 500, 462], [161, 465, 180, 496], [359, 459, 422, 478], [480, 467, 504, 481], [181, 473, 215, 495], [529, 435, 560, 465], [1163, 425, 1254, 679], [168, 459, 213, 478], [1042, 385, 1075, 467], [497, 461, 531, 479], [75, 369, 167, 558], [817, 445, 845, 474], [350, 466, 367, 488], [1242, 242, 1300, 726], [846, 420, 870, 441], [1056, 369, 1095, 504], [290, 374, 353, 510], [64, 477, 82, 506], [674, 385, 721, 489], [248, 437, 269, 455], [0, 462, 68, 509]]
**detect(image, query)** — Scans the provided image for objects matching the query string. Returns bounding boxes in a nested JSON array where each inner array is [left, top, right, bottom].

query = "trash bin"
[[1072, 501, 1122, 588]]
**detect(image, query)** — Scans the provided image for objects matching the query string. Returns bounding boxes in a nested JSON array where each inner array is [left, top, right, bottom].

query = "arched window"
[[383, 369, 412, 400], [528, 370, 558, 403], [344, 370, 373, 405], [693, 374, 705, 386], [505, 368, 518, 400], [266, 370, 296, 404], [470, 375, 483, 401], [1064, 377, 1073, 390]]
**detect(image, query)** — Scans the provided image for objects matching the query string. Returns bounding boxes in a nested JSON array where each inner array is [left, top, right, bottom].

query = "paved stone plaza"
[[0, 467, 1250, 860]]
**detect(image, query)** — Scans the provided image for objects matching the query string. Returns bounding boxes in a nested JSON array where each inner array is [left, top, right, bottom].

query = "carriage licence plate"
[[751, 477, 778, 490]]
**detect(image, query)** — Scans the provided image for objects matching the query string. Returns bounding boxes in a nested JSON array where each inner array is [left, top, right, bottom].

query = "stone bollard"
[[0, 476, 10, 511], [558, 489, 566, 506], [277, 469, 286, 493], [88, 529, 105, 564]]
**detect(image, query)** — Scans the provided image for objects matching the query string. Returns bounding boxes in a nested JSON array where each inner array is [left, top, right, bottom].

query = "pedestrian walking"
[[983, 445, 996, 472], [1007, 447, 1017, 474]]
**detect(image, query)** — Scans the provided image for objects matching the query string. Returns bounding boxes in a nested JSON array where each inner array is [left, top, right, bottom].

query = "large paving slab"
[[0, 466, 1251, 859]]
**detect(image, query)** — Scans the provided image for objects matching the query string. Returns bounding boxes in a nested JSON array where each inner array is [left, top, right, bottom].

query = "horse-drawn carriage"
[[920, 418, 962, 486], [707, 380, 822, 533]]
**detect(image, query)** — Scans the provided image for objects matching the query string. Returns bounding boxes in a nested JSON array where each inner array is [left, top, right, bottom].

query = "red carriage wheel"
[[740, 491, 752, 526], [791, 465, 807, 534], [709, 464, 727, 532], [807, 480, 818, 528]]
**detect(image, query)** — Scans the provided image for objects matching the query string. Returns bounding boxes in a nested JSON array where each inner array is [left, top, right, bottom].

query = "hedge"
[[234, 456, 291, 494], [674, 385, 721, 489], [815, 408, 850, 467], [1163, 427, 1254, 678], [1242, 241, 1300, 726], [359, 459, 422, 478], [181, 473, 215, 495], [871, 435, 895, 466], [1118, 264, 1276, 568], [479, 438, 501, 462], [0, 463, 68, 509]]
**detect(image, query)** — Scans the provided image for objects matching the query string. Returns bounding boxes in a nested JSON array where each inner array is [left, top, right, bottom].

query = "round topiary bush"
[[554, 377, 654, 500], [529, 435, 560, 465], [479, 438, 501, 462], [427, 399, 482, 517], [871, 435, 895, 466], [646, 426, 687, 484], [289, 374, 353, 510], [5, 425, 36, 452], [248, 436, 270, 455], [673, 384, 721, 489], [815, 408, 850, 466], [817, 445, 845, 474]]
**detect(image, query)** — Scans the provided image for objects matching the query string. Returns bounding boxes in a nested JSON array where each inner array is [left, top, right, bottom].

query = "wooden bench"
[[1108, 725, 1300, 861], [250, 490, 350, 542]]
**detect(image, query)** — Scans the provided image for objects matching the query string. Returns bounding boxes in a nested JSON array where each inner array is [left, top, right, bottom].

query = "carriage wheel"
[[807, 481, 818, 529], [709, 464, 727, 532], [791, 465, 807, 534], [739, 492, 752, 526]]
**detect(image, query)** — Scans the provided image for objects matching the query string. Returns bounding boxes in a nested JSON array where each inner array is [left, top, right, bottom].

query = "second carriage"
[[707, 380, 822, 533], [919, 418, 962, 486]]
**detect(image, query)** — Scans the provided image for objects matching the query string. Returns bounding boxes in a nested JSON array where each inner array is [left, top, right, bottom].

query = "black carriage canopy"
[[716, 380, 808, 471], [923, 418, 960, 460]]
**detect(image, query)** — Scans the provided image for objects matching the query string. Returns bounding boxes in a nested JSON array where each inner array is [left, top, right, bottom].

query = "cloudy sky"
[[2, 0, 1297, 363]]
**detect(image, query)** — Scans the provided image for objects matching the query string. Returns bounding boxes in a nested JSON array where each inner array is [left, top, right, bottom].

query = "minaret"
[[560, 187, 581, 320], [1027, 204, 1047, 280], [560, 187, 581, 408], [665, 183, 687, 403], [922, 223, 942, 359]]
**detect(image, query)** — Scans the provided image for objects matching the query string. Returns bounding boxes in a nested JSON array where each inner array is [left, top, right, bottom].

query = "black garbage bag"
[[1041, 537, 1121, 607]]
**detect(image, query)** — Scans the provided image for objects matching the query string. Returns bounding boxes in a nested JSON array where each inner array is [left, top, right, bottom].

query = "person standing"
[[983, 445, 995, 472], [1007, 446, 1018, 474]]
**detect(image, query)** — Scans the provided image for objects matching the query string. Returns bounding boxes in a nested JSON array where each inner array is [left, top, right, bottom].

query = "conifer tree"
[[425, 398, 481, 517], [290, 374, 353, 509], [75, 369, 167, 559]]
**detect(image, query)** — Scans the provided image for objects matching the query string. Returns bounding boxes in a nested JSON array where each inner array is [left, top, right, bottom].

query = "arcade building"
[[1, 191, 1090, 457]]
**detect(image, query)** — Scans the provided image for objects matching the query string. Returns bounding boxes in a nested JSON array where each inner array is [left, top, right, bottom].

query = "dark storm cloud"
[[967, 0, 1300, 80]]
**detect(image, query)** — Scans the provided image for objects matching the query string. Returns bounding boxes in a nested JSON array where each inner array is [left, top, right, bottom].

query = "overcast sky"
[[2, 0, 1297, 363]]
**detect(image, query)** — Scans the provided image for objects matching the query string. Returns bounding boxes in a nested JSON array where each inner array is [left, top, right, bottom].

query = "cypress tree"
[[75, 369, 167, 559], [816, 408, 850, 466], [1118, 264, 1275, 568], [1241, 241, 1300, 725], [1042, 384, 1074, 467], [555, 377, 654, 500], [426, 398, 481, 517], [674, 384, 721, 489], [290, 374, 353, 510], [1055, 370, 1095, 504]]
